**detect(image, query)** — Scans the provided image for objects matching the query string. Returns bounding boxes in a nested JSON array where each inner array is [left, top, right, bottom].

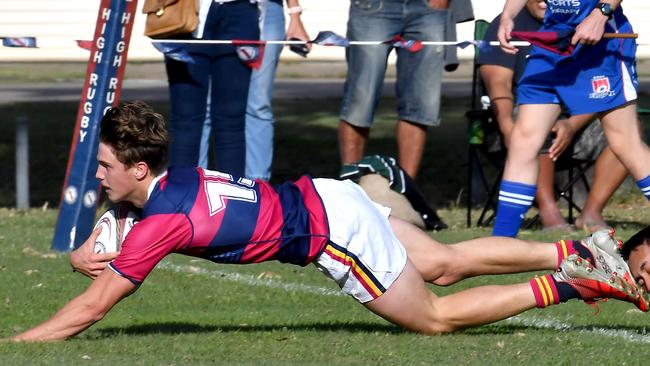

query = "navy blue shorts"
[[518, 33, 637, 115]]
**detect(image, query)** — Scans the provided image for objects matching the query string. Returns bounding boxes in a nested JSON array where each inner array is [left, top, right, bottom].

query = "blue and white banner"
[[52, 0, 138, 251]]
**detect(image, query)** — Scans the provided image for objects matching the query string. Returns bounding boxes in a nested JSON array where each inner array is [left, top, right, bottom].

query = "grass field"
[[2, 71, 650, 364], [2, 208, 650, 365]]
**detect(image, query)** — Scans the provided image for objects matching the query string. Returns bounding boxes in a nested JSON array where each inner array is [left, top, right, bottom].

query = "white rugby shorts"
[[312, 178, 408, 303]]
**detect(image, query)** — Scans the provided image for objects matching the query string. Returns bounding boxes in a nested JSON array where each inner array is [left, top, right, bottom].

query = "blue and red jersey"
[[536, 0, 633, 61], [543, 0, 623, 30], [109, 168, 330, 285]]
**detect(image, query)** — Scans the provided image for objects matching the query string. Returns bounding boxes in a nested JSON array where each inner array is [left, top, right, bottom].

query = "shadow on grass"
[[96, 321, 407, 337], [95, 319, 650, 339]]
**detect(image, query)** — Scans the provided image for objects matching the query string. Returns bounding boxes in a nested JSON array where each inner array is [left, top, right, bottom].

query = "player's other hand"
[[497, 16, 518, 55], [571, 9, 608, 46], [69, 226, 119, 280], [548, 119, 576, 161]]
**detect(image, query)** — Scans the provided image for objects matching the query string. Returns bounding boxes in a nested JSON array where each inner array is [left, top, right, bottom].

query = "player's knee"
[[428, 246, 468, 286], [419, 312, 460, 335]]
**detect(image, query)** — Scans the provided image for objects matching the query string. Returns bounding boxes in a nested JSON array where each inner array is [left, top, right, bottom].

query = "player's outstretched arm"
[[70, 227, 119, 279], [10, 269, 136, 342]]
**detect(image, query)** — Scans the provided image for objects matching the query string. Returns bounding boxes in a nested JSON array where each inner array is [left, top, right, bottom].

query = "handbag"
[[142, 0, 198, 39]]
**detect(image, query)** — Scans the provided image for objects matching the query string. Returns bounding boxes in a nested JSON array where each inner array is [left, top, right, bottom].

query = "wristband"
[[287, 6, 302, 14]]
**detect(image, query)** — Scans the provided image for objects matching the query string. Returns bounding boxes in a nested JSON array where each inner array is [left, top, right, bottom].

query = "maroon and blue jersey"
[[109, 168, 330, 285]]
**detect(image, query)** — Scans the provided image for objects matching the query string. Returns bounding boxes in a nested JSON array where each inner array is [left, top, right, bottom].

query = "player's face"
[[627, 243, 650, 292], [96, 142, 138, 203], [525, 0, 546, 21]]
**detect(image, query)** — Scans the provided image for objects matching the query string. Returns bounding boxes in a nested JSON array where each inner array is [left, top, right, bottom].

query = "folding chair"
[[466, 19, 506, 227]]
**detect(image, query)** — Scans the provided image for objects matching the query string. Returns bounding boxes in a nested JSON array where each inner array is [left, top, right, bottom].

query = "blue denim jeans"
[[198, 81, 212, 169], [244, 0, 285, 181], [165, 0, 259, 176], [339, 0, 447, 127]]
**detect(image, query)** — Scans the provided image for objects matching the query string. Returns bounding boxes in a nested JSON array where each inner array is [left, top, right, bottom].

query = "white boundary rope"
[[157, 261, 345, 297], [150, 39, 531, 47], [505, 315, 650, 343]]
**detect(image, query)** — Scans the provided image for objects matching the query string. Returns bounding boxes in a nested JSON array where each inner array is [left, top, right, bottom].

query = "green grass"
[[2, 209, 650, 365]]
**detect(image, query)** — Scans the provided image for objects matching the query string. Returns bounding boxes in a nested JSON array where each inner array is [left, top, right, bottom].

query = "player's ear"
[[134, 161, 150, 180]]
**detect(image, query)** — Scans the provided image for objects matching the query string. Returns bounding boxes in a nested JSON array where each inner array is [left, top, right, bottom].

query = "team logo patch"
[[589, 76, 615, 99]]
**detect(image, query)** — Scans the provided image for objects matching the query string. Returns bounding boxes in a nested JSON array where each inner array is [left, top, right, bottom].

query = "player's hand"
[[428, 0, 449, 9], [497, 15, 518, 54], [548, 119, 576, 161], [571, 9, 608, 46], [69, 227, 119, 280], [286, 15, 311, 52]]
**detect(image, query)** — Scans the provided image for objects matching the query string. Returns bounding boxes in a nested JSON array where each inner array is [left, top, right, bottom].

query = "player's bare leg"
[[576, 147, 628, 232], [389, 217, 557, 285], [600, 102, 650, 180], [503, 104, 562, 184], [338, 120, 369, 165], [364, 255, 648, 335], [537, 155, 568, 229], [364, 258, 537, 334], [396, 119, 427, 178]]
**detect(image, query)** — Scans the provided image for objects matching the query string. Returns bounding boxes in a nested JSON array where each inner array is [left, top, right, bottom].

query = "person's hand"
[[571, 9, 608, 46], [428, 0, 449, 9], [69, 227, 119, 279], [286, 14, 312, 52], [548, 119, 576, 161], [497, 15, 518, 54]]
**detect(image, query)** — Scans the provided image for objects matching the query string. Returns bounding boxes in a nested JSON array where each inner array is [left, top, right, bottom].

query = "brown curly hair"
[[99, 101, 169, 175], [621, 225, 650, 261]]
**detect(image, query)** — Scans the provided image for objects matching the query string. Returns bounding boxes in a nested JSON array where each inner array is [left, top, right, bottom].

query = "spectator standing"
[[198, 0, 309, 179], [245, 0, 310, 181], [165, 0, 260, 176], [478, 0, 628, 231], [338, 0, 450, 179], [493, 0, 650, 237]]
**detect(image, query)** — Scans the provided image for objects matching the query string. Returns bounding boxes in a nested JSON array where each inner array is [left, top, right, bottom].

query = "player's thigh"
[[364, 259, 439, 334], [600, 102, 649, 175], [600, 102, 641, 149], [509, 104, 561, 159]]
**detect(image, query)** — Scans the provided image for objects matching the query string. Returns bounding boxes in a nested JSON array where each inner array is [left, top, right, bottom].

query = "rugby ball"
[[93, 204, 140, 254]]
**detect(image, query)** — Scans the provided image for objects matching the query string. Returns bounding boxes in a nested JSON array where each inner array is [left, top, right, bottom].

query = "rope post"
[[15, 115, 29, 210]]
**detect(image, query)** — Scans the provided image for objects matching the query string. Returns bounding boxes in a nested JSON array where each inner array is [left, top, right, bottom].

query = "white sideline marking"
[[157, 261, 345, 297], [506, 315, 650, 343], [158, 262, 650, 343]]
